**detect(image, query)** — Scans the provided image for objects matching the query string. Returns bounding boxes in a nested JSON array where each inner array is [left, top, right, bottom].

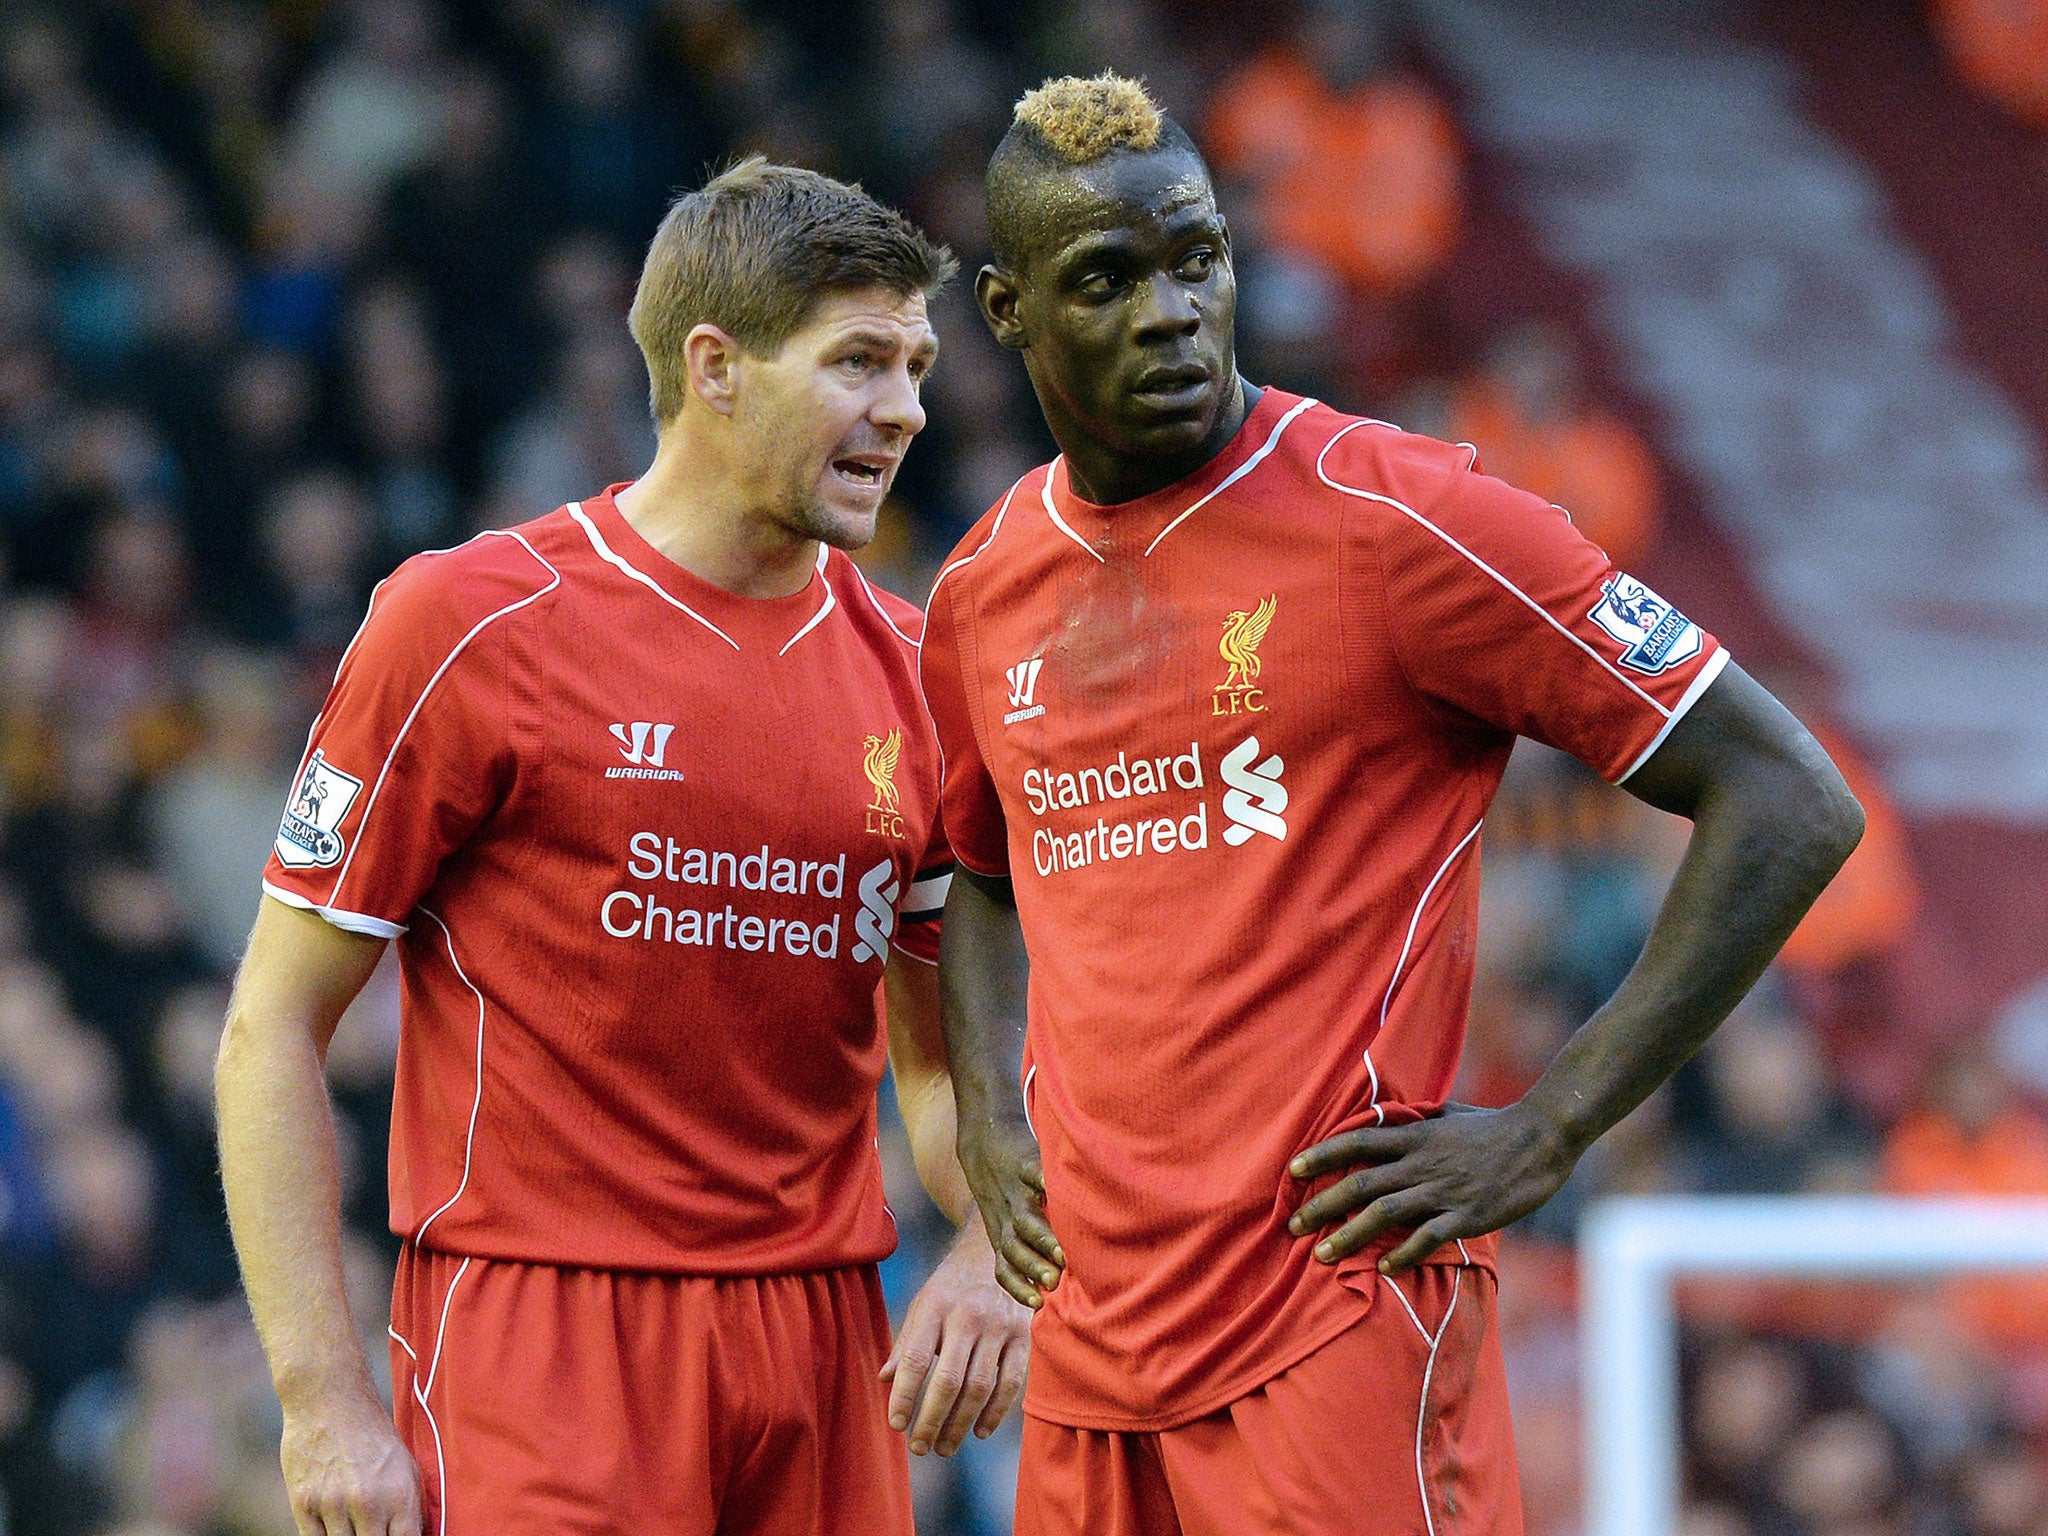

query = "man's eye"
[[1177, 250, 1217, 281], [1079, 271, 1124, 298]]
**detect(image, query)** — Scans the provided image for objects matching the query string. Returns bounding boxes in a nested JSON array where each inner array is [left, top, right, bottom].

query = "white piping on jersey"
[[922, 473, 1031, 792], [567, 501, 741, 651], [1315, 420, 1672, 719], [1618, 647, 1730, 783], [1022, 1063, 1038, 1140], [1040, 461, 1105, 563], [777, 544, 837, 656], [1376, 1263, 1466, 1536], [327, 530, 562, 909], [414, 1374, 449, 1536], [260, 879, 405, 939], [388, 1325, 418, 1363], [414, 1253, 470, 1536], [1413, 1265, 1463, 1536], [848, 560, 921, 650], [1383, 1266, 1434, 1345], [334, 527, 519, 682], [421, 1254, 470, 1401], [320, 520, 508, 695], [412, 907, 487, 1250], [1380, 819, 1484, 1046], [1363, 1047, 1384, 1127], [928, 473, 1028, 604], [327, 571, 393, 689], [1142, 395, 1320, 556]]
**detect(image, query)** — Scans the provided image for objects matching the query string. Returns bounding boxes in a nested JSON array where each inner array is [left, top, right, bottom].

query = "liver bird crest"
[[862, 728, 902, 813], [1218, 595, 1278, 690]]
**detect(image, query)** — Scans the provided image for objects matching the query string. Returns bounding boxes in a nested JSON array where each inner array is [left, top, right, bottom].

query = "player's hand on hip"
[[279, 1387, 423, 1536], [882, 1217, 1033, 1456], [956, 1108, 1064, 1308], [1287, 1101, 1581, 1272]]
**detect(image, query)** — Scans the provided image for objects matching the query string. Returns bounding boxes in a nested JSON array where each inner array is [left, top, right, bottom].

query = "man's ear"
[[684, 324, 742, 415], [976, 265, 1029, 352]]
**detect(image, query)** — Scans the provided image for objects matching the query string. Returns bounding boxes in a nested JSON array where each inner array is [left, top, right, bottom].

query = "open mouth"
[[832, 457, 891, 489]]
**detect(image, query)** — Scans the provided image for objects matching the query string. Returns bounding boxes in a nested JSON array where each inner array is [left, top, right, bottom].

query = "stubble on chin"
[[778, 490, 878, 554]]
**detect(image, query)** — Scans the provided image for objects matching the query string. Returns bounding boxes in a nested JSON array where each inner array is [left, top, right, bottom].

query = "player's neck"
[[1055, 378, 1263, 507], [614, 442, 819, 600]]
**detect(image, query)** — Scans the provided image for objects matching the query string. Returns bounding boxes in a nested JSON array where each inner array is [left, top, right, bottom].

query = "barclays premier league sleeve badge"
[[275, 750, 365, 869], [1587, 574, 1704, 675]]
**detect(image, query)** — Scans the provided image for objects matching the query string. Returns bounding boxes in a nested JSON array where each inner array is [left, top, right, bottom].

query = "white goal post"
[[1579, 1195, 2048, 1536]]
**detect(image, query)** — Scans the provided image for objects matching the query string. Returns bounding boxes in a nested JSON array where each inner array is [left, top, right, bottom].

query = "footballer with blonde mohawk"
[[929, 68, 1863, 1536]]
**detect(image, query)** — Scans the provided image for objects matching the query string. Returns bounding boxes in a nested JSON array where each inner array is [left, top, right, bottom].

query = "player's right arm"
[[221, 535, 542, 1536], [217, 896, 420, 1536], [939, 867, 1064, 1308], [917, 544, 1066, 1309]]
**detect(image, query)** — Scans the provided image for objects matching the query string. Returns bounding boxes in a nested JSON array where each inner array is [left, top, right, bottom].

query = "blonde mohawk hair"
[[985, 70, 1203, 268], [1012, 72, 1164, 164]]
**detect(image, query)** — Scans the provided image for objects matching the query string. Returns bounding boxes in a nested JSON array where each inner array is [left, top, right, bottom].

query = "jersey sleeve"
[[262, 536, 553, 936], [892, 816, 952, 966], [1346, 433, 1728, 782], [918, 565, 1012, 878]]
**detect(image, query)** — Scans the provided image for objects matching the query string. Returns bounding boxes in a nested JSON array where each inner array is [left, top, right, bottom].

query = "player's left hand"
[[881, 1216, 1032, 1456], [1286, 1101, 1582, 1272]]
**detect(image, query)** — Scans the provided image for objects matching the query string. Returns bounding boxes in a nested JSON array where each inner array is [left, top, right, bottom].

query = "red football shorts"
[[389, 1243, 913, 1535], [1015, 1259, 1522, 1536]]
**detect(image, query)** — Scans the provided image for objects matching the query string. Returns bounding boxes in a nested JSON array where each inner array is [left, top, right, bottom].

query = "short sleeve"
[[892, 811, 952, 966], [1354, 438, 1728, 783], [918, 572, 1012, 878], [262, 537, 549, 935]]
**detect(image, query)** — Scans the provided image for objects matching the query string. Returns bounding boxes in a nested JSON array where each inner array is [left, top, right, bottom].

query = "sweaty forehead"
[[1023, 149, 1217, 269]]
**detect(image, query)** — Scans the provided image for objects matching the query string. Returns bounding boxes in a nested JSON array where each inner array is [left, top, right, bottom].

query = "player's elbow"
[[213, 993, 301, 1108], [1776, 750, 1864, 887], [213, 1000, 257, 1105]]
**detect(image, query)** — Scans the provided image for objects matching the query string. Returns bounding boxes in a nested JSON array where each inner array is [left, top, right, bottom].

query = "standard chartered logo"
[[850, 858, 899, 964], [599, 834, 902, 965], [1220, 735, 1288, 845], [1020, 734, 1295, 876]]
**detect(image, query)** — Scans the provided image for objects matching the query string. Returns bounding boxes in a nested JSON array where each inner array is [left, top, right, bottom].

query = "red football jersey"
[[919, 389, 1727, 1430], [264, 485, 951, 1274]]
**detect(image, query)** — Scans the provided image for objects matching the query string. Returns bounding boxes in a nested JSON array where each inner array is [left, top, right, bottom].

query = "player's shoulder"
[[356, 519, 566, 663], [1288, 398, 1478, 511], [929, 462, 1054, 604]]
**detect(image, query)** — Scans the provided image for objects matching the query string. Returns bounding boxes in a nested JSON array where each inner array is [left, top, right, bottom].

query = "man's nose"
[[1132, 275, 1201, 341], [872, 363, 927, 437]]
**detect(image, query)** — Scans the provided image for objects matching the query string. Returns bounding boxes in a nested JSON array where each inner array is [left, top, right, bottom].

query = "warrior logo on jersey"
[[863, 729, 905, 839], [275, 751, 364, 869], [1214, 595, 1277, 716], [1588, 575, 1704, 676], [1003, 658, 1046, 724]]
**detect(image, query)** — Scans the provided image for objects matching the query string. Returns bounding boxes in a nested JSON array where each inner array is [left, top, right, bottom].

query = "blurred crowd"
[[0, 0, 2042, 1532]]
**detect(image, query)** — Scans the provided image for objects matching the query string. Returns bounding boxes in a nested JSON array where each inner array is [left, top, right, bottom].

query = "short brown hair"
[[628, 156, 956, 423]]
